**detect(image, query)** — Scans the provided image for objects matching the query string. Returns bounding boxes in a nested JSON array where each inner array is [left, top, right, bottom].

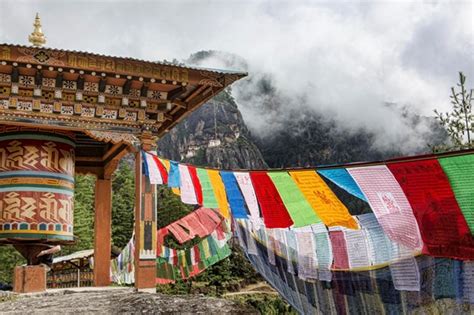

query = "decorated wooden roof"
[[0, 44, 247, 138]]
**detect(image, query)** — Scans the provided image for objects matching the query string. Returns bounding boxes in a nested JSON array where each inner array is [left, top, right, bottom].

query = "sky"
[[0, 0, 473, 152]]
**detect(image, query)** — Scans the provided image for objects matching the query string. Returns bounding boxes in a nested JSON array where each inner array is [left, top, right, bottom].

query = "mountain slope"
[[158, 91, 267, 169]]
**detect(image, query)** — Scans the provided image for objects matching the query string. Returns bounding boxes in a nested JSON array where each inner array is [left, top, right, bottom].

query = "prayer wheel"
[[0, 131, 75, 243]]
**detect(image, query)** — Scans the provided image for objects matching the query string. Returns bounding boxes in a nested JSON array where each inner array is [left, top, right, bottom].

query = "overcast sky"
[[0, 0, 473, 151]]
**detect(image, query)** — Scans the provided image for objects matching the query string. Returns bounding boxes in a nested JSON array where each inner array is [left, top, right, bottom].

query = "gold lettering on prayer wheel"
[[0, 132, 75, 243]]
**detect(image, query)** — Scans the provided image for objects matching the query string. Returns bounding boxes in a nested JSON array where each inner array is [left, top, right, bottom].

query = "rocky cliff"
[[157, 91, 267, 169]]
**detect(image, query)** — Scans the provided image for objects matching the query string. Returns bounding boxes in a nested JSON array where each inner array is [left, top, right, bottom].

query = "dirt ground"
[[0, 287, 258, 314]]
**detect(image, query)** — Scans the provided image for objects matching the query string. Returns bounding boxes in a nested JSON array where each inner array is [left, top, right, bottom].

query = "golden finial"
[[28, 13, 46, 47]]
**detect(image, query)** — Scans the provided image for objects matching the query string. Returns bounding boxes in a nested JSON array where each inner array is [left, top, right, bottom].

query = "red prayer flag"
[[194, 246, 201, 263], [172, 249, 178, 265], [329, 229, 350, 269], [152, 155, 168, 184], [188, 166, 203, 205], [180, 213, 208, 238], [168, 224, 193, 244], [249, 171, 294, 228], [388, 159, 474, 260]]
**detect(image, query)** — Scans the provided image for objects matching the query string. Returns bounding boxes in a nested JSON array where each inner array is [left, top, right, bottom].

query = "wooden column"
[[134, 136, 158, 291], [93, 177, 112, 286]]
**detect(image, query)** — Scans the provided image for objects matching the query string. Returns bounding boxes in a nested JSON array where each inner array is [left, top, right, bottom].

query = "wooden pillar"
[[93, 178, 112, 286], [134, 135, 158, 291]]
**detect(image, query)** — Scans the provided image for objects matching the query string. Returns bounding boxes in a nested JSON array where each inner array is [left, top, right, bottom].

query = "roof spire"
[[28, 13, 46, 47]]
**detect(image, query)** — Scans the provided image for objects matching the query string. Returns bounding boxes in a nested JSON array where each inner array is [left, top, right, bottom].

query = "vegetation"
[[434, 72, 474, 151]]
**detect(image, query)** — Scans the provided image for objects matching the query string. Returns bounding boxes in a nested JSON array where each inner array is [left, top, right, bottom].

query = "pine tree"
[[65, 174, 95, 255], [434, 72, 474, 151], [111, 162, 135, 250]]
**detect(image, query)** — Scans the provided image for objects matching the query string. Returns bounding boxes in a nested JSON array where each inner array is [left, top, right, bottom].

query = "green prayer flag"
[[439, 155, 474, 233], [197, 168, 219, 208], [268, 171, 321, 227]]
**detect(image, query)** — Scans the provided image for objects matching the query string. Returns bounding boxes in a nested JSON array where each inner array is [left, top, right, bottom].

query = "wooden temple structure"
[[0, 14, 246, 293]]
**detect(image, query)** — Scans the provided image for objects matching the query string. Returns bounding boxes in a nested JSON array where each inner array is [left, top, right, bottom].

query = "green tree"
[[434, 72, 474, 151], [65, 174, 95, 255], [0, 246, 24, 284], [111, 162, 135, 250], [156, 186, 193, 229]]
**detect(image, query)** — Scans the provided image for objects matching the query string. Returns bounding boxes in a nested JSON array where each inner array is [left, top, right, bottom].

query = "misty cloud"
[[0, 0, 472, 153]]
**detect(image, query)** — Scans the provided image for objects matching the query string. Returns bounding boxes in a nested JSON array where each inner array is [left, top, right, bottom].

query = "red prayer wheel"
[[0, 131, 75, 243]]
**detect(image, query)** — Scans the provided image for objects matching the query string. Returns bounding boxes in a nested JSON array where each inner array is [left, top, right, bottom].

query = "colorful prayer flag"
[[289, 170, 358, 229], [348, 165, 423, 251], [178, 164, 198, 204], [196, 168, 219, 208], [318, 168, 367, 201], [207, 169, 230, 218], [220, 171, 249, 219], [250, 171, 294, 228], [439, 155, 474, 234], [268, 172, 321, 227], [168, 161, 181, 188], [234, 172, 262, 225], [388, 159, 474, 260]]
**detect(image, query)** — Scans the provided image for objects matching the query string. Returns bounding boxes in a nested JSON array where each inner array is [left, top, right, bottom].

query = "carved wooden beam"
[[184, 85, 207, 103], [167, 86, 186, 100]]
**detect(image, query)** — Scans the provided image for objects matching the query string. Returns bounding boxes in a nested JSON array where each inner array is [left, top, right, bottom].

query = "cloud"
[[0, 0, 472, 153]]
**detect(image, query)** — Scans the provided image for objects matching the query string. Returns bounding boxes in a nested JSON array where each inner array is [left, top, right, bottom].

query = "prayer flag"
[[234, 172, 262, 225], [295, 228, 319, 280], [318, 168, 367, 201], [153, 155, 168, 184], [439, 155, 474, 234], [357, 213, 392, 265], [289, 170, 358, 229], [343, 220, 371, 269], [188, 166, 203, 205], [207, 169, 230, 218], [196, 168, 219, 208], [348, 165, 423, 251], [389, 246, 420, 291], [312, 223, 332, 281], [178, 164, 198, 204], [268, 171, 321, 227], [168, 161, 180, 188], [329, 228, 350, 270], [250, 171, 294, 228], [141, 151, 149, 177], [220, 171, 249, 219], [145, 152, 163, 184], [388, 159, 474, 260]]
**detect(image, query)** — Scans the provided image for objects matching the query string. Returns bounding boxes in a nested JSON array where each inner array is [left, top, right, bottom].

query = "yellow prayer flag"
[[207, 169, 230, 218], [160, 158, 171, 172], [289, 170, 358, 229]]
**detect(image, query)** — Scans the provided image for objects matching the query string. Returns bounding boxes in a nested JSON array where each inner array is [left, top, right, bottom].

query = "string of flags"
[[113, 149, 474, 313], [111, 209, 232, 285], [143, 150, 474, 262]]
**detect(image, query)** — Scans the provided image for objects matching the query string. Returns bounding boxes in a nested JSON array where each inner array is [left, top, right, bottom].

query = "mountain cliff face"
[[157, 91, 267, 169]]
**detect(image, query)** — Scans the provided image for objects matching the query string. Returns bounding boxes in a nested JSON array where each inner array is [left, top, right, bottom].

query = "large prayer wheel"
[[0, 131, 75, 243]]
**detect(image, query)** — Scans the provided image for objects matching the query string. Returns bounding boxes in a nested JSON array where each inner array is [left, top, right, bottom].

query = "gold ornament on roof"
[[28, 13, 46, 47]]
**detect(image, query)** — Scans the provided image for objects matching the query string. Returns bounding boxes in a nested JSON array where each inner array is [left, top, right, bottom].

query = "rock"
[[0, 288, 258, 314], [158, 93, 267, 169]]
